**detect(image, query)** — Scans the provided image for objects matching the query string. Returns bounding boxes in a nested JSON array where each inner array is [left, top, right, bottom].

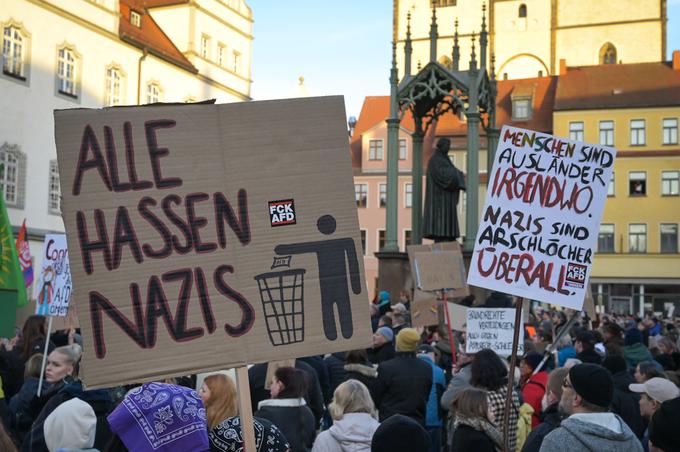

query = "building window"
[[48, 160, 60, 214], [660, 224, 678, 253], [146, 82, 161, 103], [130, 11, 141, 28], [2, 25, 26, 79], [607, 172, 615, 196], [569, 122, 584, 142], [512, 98, 531, 120], [201, 35, 210, 59], [598, 224, 615, 253], [360, 230, 366, 255], [399, 139, 407, 160], [435, 0, 456, 6], [105, 66, 122, 106], [232, 50, 240, 73], [355, 184, 367, 208], [404, 230, 412, 250], [518, 4, 527, 18], [0, 143, 25, 208], [599, 120, 614, 146], [629, 171, 646, 196], [662, 118, 678, 145], [57, 47, 77, 97], [662, 170, 679, 196], [368, 140, 383, 160], [379, 183, 386, 208], [630, 119, 646, 146], [599, 43, 617, 65], [217, 44, 226, 67], [629, 224, 647, 253], [405, 183, 413, 208], [378, 230, 386, 251]]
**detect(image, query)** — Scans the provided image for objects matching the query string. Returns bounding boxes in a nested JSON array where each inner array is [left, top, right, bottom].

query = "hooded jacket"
[[417, 354, 446, 427], [623, 343, 654, 369], [255, 398, 316, 452], [311, 412, 379, 452], [539, 413, 643, 452]]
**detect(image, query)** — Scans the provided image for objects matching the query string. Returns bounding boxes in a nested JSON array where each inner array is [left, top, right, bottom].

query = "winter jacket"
[[417, 354, 446, 428], [576, 349, 602, 365], [522, 371, 548, 428], [516, 403, 535, 452], [487, 386, 520, 452], [343, 363, 378, 402], [255, 398, 316, 452], [311, 413, 379, 452], [367, 342, 394, 365], [248, 360, 324, 426], [623, 343, 654, 369], [609, 370, 644, 439], [440, 364, 472, 411], [450, 423, 497, 452], [539, 413, 643, 452], [374, 352, 432, 424], [557, 347, 576, 367], [324, 353, 348, 398], [655, 352, 680, 371], [8, 377, 40, 443], [521, 403, 561, 452], [300, 356, 331, 404]]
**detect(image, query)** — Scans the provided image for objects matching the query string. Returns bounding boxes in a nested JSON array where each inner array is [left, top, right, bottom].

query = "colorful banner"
[[0, 187, 26, 336], [33, 234, 72, 317], [467, 126, 616, 310], [16, 220, 33, 296]]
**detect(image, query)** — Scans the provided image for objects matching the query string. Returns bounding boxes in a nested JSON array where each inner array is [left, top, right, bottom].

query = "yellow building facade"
[[395, 0, 666, 80]]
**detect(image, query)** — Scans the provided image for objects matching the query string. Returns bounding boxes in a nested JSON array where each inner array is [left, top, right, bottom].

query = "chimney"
[[673, 50, 680, 71], [559, 58, 567, 75]]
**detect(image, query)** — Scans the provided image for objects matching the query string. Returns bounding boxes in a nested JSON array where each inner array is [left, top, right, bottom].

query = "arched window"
[[518, 4, 527, 18], [105, 65, 124, 106], [57, 45, 80, 98], [2, 23, 30, 81], [0, 142, 26, 208], [146, 81, 162, 103], [600, 43, 617, 65]]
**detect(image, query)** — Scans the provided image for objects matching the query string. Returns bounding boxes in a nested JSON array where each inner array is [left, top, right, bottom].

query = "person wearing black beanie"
[[540, 363, 643, 451], [648, 396, 680, 452], [371, 414, 430, 452]]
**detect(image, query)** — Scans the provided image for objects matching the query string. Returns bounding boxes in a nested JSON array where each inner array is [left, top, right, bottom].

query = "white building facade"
[[1, 0, 252, 302]]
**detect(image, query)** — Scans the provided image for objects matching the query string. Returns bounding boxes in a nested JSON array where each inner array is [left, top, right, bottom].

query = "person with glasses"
[[539, 363, 643, 451]]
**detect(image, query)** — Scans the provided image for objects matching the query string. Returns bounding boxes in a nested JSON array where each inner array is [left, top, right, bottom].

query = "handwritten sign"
[[467, 126, 616, 310], [466, 308, 524, 356], [413, 251, 465, 291], [54, 97, 372, 388], [33, 235, 72, 317]]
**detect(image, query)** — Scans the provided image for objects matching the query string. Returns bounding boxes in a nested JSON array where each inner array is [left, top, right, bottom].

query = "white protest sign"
[[33, 234, 72, 317], [467, 126, 616, 310], [465, 308, 524, 356]]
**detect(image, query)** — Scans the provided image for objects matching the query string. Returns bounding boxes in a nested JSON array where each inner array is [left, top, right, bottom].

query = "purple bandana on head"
[[108, 382, 209, 452]]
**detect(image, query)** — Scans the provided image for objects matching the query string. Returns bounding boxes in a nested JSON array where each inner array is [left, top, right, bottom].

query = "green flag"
[[0, 186, 25, 337]]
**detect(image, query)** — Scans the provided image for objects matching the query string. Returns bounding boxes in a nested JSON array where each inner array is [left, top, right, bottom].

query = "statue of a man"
[[423, 137, 466, 242]]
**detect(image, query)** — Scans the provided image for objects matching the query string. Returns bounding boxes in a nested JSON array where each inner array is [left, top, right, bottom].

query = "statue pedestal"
[[375, 251, 411, 304]]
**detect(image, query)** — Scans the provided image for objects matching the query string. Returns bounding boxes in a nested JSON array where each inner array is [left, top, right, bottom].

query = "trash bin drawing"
[[254, 268, 306, 346]]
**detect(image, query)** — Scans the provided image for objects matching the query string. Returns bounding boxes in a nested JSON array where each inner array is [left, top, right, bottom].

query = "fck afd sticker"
[[269, 199, 296, 227], [565, 262, 587, 288]]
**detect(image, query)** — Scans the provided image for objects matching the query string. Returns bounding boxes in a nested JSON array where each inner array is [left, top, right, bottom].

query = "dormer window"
[[512, 98, 531, 120], [130, 11, 141, 28]]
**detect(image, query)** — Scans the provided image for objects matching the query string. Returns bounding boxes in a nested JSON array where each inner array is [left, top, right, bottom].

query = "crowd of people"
[[1, 293, 680, 452]]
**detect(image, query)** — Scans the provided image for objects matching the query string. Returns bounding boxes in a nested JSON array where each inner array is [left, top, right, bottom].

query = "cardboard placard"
[[446, 301, 468, 332], [408, 242, 469, 304], [54, 97, 372, 388], [465, 308, 525, 357], [33, 235, 72, 317], [467, 126, 616, 310], [411, 298, 440, 328], [413, 251, 465, 290]]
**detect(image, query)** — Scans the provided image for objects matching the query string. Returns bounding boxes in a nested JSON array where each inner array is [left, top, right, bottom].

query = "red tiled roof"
[[555, 62, 680, 110], [119, 0, 196, 73]]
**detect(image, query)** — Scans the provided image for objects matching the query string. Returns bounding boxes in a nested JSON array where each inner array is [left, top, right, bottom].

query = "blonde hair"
[[452, 388, 489, 420], [25, 353, 43, 378], [52, 344, 82, 379], [328, 379, 376, 421], [204, 374, 238, 428]]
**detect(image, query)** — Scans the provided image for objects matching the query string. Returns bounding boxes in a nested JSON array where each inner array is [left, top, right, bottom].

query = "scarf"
[[454, 415, 504, 452]]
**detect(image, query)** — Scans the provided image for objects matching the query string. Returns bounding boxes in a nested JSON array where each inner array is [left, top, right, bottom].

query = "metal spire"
[[389, 41, 398, 117], [470, 32, 477, 71], [404, 11, 413, 78], [491, 52, 496, 81], [480, 2, 488, 71], [429, 0, 438, 63], [452, 18, 460, 71]]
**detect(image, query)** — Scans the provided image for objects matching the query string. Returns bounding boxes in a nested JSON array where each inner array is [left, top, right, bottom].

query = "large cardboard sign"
[[408, 242, 469, 304], [467, 126, 616, 310], [411, 298, 440, 328], [466, 308, 524, 356], [413, 251, 465, 291], [54, 97, 371, 388], [33, 235, 72, 317]]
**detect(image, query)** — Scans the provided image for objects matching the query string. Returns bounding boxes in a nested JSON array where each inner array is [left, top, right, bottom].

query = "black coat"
[[368, 342, 394, 364], [374, 352, 432, 424], [344, 363, 379, 402], [299, 356, 330, 404], [610, 370, 644, 439], [521, 403, 561, 452], [248, 360, 323, 426], [323, 353, 347, 399], [450, 424, 496, 452], [255, 399, 316, 452], [576, 349, 602, 364]]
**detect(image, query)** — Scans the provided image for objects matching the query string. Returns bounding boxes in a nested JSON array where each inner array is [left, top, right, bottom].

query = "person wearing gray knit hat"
[[539, 364, 643, 452]]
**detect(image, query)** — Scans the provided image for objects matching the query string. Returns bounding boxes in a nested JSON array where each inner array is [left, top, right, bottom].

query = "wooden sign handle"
[[236, 366, 257, 452], [502, 298, 524, 452]]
